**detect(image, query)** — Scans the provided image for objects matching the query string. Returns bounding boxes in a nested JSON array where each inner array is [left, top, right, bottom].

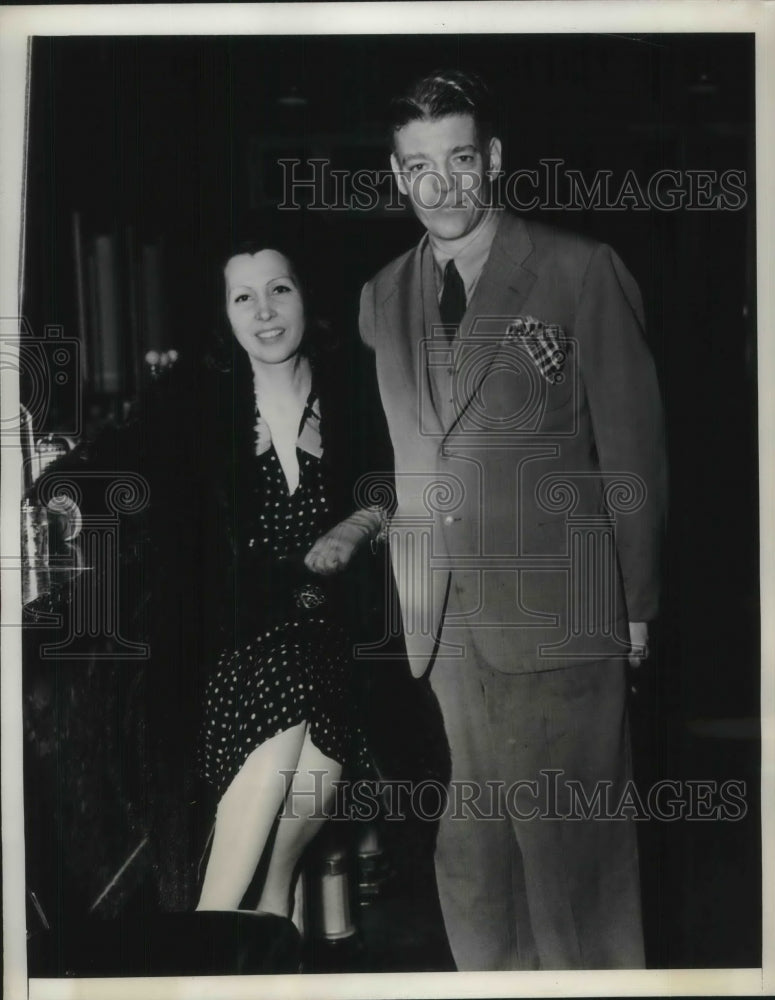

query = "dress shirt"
[[428, 208, 500, 303]]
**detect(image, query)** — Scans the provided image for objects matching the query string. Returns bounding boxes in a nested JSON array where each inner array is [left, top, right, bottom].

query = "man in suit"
[[358, 70, 666, 970]]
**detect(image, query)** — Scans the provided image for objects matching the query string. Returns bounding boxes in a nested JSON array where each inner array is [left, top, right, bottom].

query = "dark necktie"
[[439, 259, 466, 334]]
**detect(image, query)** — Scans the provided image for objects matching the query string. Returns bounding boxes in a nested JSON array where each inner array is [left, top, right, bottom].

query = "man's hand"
[[628, 621, 650, 668]]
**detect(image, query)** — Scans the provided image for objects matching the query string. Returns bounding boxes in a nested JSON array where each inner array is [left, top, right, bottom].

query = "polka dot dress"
[[199, 437, 367, 798]]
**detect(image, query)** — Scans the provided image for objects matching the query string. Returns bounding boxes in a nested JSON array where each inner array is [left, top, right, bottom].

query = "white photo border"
[[1, 3, 772, 998]]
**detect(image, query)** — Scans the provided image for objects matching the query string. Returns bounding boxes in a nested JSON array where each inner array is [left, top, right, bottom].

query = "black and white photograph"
[[1, 3, 772, 998]]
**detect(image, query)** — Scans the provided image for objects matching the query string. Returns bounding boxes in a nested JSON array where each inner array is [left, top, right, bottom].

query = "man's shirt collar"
[[428, 208, 500, 299]]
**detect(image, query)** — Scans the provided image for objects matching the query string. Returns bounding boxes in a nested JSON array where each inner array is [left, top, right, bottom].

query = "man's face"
[[391, 113, 501, 242]]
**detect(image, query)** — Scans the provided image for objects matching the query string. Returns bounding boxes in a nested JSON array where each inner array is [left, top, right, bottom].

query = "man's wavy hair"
[[388, 69, 498, 151]]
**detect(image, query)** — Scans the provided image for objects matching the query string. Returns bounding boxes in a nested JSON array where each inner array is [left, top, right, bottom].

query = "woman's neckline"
[[250, 353, 312, 403]]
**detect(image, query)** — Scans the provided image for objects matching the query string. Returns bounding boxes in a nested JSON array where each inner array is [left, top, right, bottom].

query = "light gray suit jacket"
[[360, 212, 667, 677]]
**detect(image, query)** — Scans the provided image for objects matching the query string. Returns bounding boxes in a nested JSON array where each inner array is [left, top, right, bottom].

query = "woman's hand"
[[304, 509, 382, 576]]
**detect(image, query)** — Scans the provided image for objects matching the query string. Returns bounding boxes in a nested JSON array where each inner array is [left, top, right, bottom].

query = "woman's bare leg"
[[257, 732, 343, 916], [197, 721, 307, 911]]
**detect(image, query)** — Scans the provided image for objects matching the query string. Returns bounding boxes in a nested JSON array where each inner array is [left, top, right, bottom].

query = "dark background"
[[21, 33, 760, 972]]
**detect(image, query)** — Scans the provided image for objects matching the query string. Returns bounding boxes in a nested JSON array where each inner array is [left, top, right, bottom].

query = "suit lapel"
[[419, 240, 449, 433], [444, 213, 537, 443], [379, 239, 422, 395], [380, 234, 445, 437], [461, 213, 536, 339]]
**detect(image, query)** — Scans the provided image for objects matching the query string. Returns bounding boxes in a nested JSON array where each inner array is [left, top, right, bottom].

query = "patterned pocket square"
[[506, 316, 567, 384]]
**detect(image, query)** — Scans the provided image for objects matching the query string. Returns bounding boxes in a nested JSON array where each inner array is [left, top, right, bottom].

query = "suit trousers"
[[427, 637, 645, 971]]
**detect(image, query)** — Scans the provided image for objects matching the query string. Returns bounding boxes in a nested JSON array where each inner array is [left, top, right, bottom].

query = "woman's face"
[[224, 249, 306, 366]]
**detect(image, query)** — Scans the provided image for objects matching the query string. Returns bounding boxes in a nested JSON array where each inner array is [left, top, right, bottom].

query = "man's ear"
[[487, 137, 503, 178], [390, 152, 409, 197]]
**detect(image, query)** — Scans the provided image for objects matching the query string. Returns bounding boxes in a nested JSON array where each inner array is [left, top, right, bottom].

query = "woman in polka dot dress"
[[195, 242, 390, 917]]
